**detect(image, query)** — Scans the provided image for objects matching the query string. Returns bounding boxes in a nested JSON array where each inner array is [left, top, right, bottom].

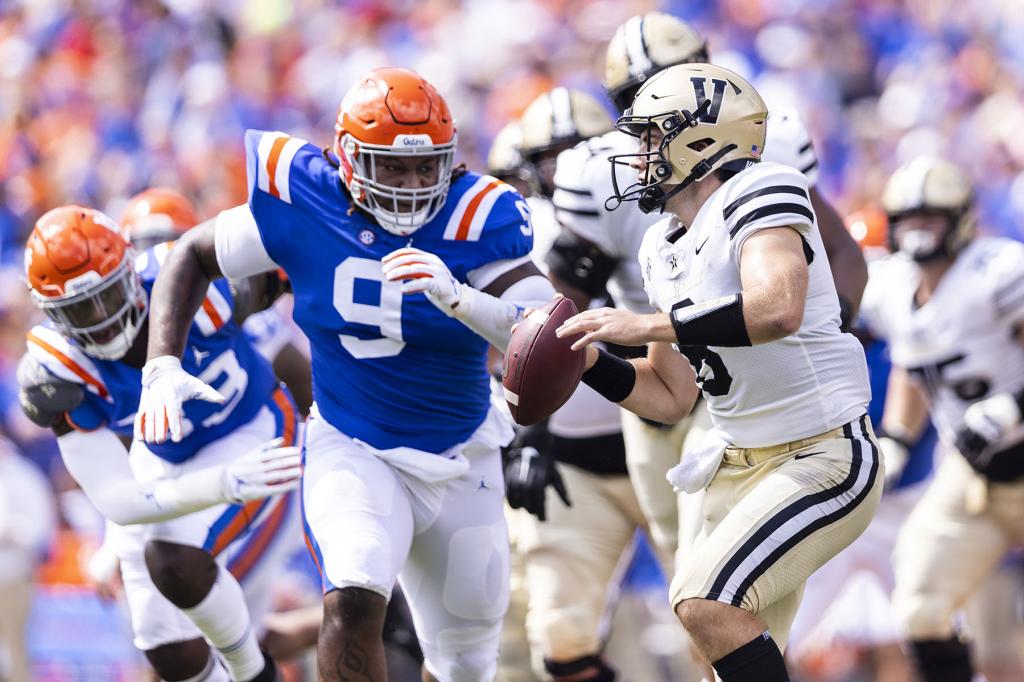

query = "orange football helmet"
[[121, 188, 200, 250], [333, 67, 457, 236], [845, 207, 889, 253], [25, 206, 146, 360]]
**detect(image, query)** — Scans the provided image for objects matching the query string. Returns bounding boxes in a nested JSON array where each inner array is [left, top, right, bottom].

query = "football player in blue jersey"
[[120, 186, 313, 414], [20, 205, 301, 682], [135, 67, 556, 682]]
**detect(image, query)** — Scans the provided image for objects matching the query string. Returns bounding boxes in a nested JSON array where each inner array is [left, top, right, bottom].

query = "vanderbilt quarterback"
[[549, 11, 868, 580], [19, 206, 301, 682], [863, 157, 1024, 682], [556, 63, 880, 682], [134, 67, 555, 682]]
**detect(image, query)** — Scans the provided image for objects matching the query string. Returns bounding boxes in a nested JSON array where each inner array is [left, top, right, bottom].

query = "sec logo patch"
[[359, 229, 375, 245]]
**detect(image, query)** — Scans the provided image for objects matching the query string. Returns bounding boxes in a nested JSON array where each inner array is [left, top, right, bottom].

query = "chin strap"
[[634, 143, 739, 214]]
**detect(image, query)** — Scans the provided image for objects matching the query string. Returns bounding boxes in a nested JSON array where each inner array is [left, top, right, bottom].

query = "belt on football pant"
[[722, 423, 852, 468]]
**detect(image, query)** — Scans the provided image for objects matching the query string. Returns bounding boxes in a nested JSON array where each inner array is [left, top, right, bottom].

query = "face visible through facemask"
[[890, 212, 953, 261], [371, 153, 443, 213]]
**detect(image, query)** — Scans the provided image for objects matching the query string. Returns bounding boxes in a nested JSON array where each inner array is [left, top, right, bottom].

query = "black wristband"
[[838, 295, 854, 332], [581, 349, 636, 403], [670, 293, 752, 347]]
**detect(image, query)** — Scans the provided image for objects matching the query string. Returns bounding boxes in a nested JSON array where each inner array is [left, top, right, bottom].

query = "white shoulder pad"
[[214, 204, 278, 280], [764, 108, 819, 187], [552, 131, 637, 257], [25, 326, 110, 401], [723, 162, 814, 245]]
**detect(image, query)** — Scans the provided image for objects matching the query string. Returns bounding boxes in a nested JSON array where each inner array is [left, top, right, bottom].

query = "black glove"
[[503, 422, 571, 521], [955, 427, 990, 464]]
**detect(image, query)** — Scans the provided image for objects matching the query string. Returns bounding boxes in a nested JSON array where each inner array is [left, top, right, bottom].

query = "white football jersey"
[[527, 195, 623, 439], [638, 162, 870, 448], [860, 238, 1024, 446], [552, 109, 819, 315]]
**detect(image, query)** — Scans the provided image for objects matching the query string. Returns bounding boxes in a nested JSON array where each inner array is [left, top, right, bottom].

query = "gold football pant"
[[518, 463, 647, 667], [671, 415, 883, 652], [893, 450, 1024, 641]]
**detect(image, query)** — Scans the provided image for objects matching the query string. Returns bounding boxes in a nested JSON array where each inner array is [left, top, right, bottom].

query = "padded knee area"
[[545, 654, 616, 681], [894, 591, 958, 640], [529, 603, 601, 663], [144, 541, 218, 608], [422, 625, 501, 682]]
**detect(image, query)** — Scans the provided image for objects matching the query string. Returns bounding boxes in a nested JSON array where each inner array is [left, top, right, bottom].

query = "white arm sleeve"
[[214, 204, 279, 279], [58, 429, 229, 526], [454, 274, 556, 353]]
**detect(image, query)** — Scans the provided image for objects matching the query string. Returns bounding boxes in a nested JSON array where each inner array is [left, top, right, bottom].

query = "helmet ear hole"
[[687, 138, 714, 151]]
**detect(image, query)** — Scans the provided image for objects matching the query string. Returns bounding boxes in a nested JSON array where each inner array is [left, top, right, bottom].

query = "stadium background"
[[0, 0, 1022, 680]]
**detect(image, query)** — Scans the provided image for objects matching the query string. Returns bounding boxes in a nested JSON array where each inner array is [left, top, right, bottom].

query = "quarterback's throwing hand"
[[382, 247, 462, 314], [135, 355, 225, 444], [556, 307, 654, 350]]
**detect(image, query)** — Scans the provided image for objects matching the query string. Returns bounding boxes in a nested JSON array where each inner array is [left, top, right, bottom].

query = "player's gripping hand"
[[502, 423, 570, 522], [135, 355, 224, 444], [382, 247, 463, 315], [955, 393, 1022, 463], [877, 435, 910, 490], [221, 438, 302, 504]]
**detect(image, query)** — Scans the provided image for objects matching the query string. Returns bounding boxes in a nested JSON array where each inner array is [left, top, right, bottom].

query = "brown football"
[[502, 297, 586, 425]]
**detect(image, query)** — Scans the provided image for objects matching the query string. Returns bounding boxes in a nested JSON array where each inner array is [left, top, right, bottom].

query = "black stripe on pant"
[[702, 416, 880, 607]]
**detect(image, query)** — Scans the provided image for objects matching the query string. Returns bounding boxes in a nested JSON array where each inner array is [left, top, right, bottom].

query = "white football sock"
[[181, 569, 264, 681]]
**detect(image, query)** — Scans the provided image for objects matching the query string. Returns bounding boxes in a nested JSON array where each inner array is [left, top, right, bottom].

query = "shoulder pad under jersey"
[[16, 352, 86, 427]]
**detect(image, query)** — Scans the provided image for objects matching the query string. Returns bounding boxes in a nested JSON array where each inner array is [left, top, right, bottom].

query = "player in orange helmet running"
[[120, 187, 200, 251], [135, 67, 556, 682], [20, 205, 302, 682]]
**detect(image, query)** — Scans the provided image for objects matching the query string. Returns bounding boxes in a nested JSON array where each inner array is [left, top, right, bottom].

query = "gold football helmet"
[[882, 157, 975, 260], [609, 63, 767, 214], [604, 12, 708, 112], [486, 121, 530, 196], [518, 87, 613, 195]]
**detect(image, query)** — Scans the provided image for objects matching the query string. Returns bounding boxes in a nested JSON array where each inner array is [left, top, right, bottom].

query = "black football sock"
[[711, 631, 790, 682], [909, 637, 973, 682]]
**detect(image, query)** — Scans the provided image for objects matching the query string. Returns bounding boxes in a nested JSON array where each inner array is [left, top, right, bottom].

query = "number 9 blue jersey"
[[26, 243, 278, 463], [244, 130, 532, 454]]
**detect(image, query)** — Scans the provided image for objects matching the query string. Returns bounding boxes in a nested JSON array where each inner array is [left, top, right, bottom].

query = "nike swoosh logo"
[[695, 236, 710, 255], [793, 451, 824, 460]]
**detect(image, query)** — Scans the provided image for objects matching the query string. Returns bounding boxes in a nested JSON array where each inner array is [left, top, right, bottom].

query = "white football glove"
[[877, 436, 909, 489], [956, 393, 1022, 459], [220, 437, 302, 504], [135, 355, 224, 444], [382, 247, 464, 316]]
